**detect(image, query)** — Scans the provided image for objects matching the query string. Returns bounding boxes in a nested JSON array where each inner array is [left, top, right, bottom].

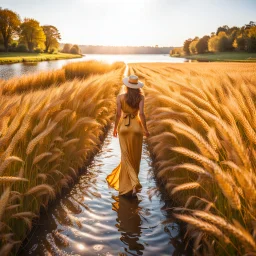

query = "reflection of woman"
[[106, 75, 149, 197], [112, 195, 144, 254]]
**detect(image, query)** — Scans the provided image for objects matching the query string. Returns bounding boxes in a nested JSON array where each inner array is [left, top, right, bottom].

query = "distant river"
[[0, 54, 188, 80]]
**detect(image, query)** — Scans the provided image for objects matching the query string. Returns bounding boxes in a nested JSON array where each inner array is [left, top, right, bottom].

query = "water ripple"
[[19, 128, 188, 256]]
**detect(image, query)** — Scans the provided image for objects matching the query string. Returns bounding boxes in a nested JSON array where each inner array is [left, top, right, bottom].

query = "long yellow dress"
[[106, 94, 143, 195]]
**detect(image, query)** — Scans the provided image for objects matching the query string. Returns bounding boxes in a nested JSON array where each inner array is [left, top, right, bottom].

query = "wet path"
[[19, 128, 186, 256]]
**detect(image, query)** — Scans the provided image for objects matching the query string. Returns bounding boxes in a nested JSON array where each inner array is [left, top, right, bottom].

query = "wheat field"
[[0, 61, 125, 255], [130, 62, 256, 255]]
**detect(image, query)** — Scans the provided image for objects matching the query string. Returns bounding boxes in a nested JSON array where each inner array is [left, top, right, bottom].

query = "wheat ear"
[[173, 213, 230, 244], [0, 187, 10, 222], [171, 182, 200, 195], [193, 211, 256, 250]]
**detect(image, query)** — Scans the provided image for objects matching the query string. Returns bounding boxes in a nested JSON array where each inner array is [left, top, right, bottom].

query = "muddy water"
[[18, 128, 188, 256]]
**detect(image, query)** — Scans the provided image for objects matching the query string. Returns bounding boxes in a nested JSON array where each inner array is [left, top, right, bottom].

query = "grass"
[[0, 52, 82, 64], [0, 60, 125, 255], [176, 52, 256, 62], [130, 62, 256, 255]]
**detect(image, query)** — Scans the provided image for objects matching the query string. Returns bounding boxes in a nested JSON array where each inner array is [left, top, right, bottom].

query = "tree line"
[[171, 21, 256, 56], [0, 7, 81, 54]]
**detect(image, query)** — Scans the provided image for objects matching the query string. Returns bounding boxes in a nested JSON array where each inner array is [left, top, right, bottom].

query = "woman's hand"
[[113, 128, 118, 137]]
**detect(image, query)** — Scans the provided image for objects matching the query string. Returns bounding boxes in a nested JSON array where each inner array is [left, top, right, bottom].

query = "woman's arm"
[[139, 96, 150, 137], [113, 95, 122, 137]]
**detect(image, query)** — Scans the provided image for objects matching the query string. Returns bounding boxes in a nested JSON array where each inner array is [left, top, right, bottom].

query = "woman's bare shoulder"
[[117, 93, 126, 99], [117, 93, 125, 102]]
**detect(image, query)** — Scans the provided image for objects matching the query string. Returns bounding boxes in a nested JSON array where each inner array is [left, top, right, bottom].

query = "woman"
[[106, 74, 150, 197]]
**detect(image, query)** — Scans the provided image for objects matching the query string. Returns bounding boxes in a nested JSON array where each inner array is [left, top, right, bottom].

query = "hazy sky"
[[1, 0, 256, 46]]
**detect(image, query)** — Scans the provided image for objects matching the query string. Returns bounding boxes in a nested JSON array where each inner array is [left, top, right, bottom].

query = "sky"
[[1, 0, 256, 47]]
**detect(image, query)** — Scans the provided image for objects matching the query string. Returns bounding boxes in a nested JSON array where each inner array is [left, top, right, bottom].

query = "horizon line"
[[60, 43, 180, 48]]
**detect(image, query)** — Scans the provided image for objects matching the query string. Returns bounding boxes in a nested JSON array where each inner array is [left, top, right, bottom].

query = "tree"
[[247, 26, 256, 52], [19, 18, 46, 52], [245, 21, 256, 29], [0, 33, 3, 45], [229, 26, 240, 39], [70, 44, 81, 54], [42, 25, 61, 52], [62, 43, 72, 53], [0, 8, 21, 52], [183, 38, 192, 55], [218, 31, 232, 51], [216, 25, 229, 35], [189, 40, 198, 54], [208, 35, 219, 52], [196, 36, 210, 54]]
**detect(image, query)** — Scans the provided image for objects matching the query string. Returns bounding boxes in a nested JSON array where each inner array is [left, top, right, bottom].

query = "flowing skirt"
[[106, 116, 143, 195]]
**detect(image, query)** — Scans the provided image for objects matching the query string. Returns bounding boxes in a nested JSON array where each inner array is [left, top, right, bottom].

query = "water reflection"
[[0, 54, 187, 80], [112, 195, 144, 255], [18, 130, 190, 256]]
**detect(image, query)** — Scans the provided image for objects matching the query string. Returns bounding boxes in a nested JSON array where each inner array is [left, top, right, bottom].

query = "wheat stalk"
[[171, 182, 200, 195], [0, 187, 10, 222], [0, 177, 28, 183], [26, 122, 58, 155], [214, 172, 241, 210], [171, 121, 219, 160], [0, 156, 24, 175], [171, 147, 221, 173], [32, 152, 52, 165], [193, 211, 256, 250], [24, 184, 56, 200], [173, 213, 230, 244], [11, 212, 38, 219]]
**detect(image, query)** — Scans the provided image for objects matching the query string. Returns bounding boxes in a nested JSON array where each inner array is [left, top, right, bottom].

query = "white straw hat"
[[123, 75, 144, 89]]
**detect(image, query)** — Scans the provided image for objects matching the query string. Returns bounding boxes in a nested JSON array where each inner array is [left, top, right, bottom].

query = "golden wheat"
[[193, 211, 256, 250], [0, 61, 124, 253], [130, 62, 256, 255], [173, 213, 231, 244]]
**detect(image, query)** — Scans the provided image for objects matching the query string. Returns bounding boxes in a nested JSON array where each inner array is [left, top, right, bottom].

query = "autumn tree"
[[245, 21, 256, 29], [189, 39, 198, 54], [0, 8, 21, 52], [196, 36, 210, 54], [62, 43, 72, 53], [42, 25, 61, 52], [210, 32, 215, 37], [0, 33, 3, 45], [216, 25, 229, 35], [70, 44, 81, 54], [183, 38, 192, 55], [247, 26, 256, 52], [208, 35, 219, 52], [20, 18, 46, 52], [218, 31, 233, 51]]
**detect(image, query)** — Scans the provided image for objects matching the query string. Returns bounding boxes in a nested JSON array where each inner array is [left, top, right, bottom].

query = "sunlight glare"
[[76, 243, 86, 251]]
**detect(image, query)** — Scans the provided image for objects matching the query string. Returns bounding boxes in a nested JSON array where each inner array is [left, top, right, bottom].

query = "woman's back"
[[120, 94, 139, 115], [107, 74, 149, 196]]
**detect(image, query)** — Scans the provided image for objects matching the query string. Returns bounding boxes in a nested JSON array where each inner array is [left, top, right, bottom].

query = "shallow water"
[[0, 54, 188, 80], [18, 128, 188, 256]]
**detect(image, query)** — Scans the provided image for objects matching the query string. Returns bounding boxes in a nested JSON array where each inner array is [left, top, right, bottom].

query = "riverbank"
[[0, 52, 82, 64], [172, 52, 256, 62]]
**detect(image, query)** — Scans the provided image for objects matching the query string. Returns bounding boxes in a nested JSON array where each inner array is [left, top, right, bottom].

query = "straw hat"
[[123, 75, 144, 89]]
